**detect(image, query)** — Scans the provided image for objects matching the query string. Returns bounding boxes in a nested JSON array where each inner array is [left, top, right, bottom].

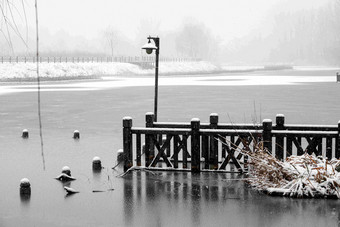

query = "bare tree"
[[0, 0, 28, 54], [103, 26, 119, 57], [175, 20, 219, 60]]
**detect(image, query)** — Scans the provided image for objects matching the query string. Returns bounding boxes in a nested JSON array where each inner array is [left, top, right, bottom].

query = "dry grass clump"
[[246, 149, 340, 198]]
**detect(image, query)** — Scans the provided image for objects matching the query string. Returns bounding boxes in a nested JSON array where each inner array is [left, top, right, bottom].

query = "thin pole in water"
[[35, 0, 45, 170]]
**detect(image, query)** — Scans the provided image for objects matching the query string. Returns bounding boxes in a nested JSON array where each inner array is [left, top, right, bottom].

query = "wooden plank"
[[134, 128, 337, 137], [173, 135, 179, 168], [326, 137, 332, 160], [201, 129, 261, 136], [316, 137, 322, 156], [182, 135, 188, 169], [165, 134, 171, 157], [202, 135, 209, 169], [144, 134, 150, 166], [191, 119, 201, 172], [272, 130, 337, 137], [150, 135, 172, 167], [153, 122, 337, 131], [219, 151, 232, 170], [336, 137, 340, 159], [280, 124, 337, 131], [154, 122, 262, 130], [132, 127, 191, 135], [275, 135, 284, 160], [220, 136, 227, 158], [287, 136, 293, 157], [293, 137, 304, 156], [262, 120, 272, 152], [136, 133, 141, 166], [123, 117, 133, 171], [305, 137, 318, 155], [210, 114, 218, 170], [210, 135, 218, 169], [336, 122, 340, 158]]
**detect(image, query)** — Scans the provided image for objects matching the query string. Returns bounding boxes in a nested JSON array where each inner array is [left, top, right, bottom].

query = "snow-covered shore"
[[0, 61, 224, 81], [0, 62, 337, 82]]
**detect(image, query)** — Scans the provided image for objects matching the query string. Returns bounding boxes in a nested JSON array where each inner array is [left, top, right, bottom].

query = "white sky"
[[24, 0, 330, 42]]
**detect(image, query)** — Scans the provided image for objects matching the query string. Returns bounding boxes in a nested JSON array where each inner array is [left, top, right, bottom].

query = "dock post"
[[123, 117, 133, 172], [337, 72, 340, 83], [210, 113, 219, 170], [336, 121, 340, 158], [145, 112, 155, 166], [191, 118, 201, 173], [262, 119, 273, 152], [275, 114, 285, 160]]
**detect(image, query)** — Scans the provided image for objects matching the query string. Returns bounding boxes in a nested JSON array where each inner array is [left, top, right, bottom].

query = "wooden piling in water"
[[275, 114, 285, 160], [145, 113, 155, 167], [202, 134, 209, 169], [22, 129, 29, 138], [336, 121, 340, 158], [210, 113, 218, 169], [262, 119, 272, 152], [191, 118, 200, 173], [123, 117, 133, 172]]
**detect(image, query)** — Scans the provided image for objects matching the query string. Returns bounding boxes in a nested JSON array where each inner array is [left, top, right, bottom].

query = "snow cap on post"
[[276, 114, 285, 127], [92, 156, 102, 171], [123, 116, 132, 128], [262, 119, 272, 131], [73, 130, 80, 139], [20, 178, 31, 195], [191, 118, 200, 130], [210, 113, 219, 125], [62, 166, 71, 176], [117, 149, 124, 162], [22, 129, 29, 138], [145, 112, 155, 127]]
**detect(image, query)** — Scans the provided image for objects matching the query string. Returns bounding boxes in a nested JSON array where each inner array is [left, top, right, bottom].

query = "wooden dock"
[[123, 113, 340, 172]]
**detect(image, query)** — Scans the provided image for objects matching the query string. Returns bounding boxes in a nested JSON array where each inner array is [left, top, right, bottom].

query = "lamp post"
[[142, 36, 160, 122]]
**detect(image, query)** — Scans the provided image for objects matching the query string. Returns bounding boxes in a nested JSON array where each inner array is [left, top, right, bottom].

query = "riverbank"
[[0, 61, 298, 82], [0, 61, 218, 82], [0, 61, 338, 82]]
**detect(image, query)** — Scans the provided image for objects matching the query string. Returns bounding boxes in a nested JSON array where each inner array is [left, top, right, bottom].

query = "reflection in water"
[[20, 193, 31, 205], [191, 173, 202, 226], [92, 168, 101, 175], [123, 171, 340, 226], [63, 182, 72, 199], [124, 172, 134, 226], [122, 171, 248, 226]]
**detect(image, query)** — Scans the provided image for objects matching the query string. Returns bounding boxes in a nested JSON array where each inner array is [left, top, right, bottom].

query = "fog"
[[0, 0, 339, 65]]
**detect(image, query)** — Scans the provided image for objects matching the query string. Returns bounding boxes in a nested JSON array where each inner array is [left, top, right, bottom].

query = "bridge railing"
[[123, 113, 340, 172]]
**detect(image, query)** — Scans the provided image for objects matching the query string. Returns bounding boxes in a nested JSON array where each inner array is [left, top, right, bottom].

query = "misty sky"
[[27, 0, 329, 42]]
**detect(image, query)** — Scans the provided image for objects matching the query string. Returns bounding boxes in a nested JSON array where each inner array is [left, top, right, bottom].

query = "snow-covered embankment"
[[0, 61, 224, 81]]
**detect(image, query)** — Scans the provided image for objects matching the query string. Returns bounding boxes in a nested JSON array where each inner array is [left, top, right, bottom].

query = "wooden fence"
[[123, 113, 340, 173], [0, 56, 200, 64]]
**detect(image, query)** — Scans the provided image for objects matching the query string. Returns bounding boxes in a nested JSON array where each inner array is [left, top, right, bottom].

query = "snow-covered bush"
[[246, 150, 340, 198]]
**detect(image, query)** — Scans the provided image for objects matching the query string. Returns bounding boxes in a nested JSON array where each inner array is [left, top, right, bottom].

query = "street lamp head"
[[142, 39, 157, 55]]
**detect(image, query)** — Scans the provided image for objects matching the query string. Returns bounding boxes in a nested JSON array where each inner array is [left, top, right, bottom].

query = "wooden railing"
[[122, 113, 340, 172]]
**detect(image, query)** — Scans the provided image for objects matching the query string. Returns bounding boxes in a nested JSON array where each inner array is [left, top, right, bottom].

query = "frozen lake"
[[0, 69, 340, 226]]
